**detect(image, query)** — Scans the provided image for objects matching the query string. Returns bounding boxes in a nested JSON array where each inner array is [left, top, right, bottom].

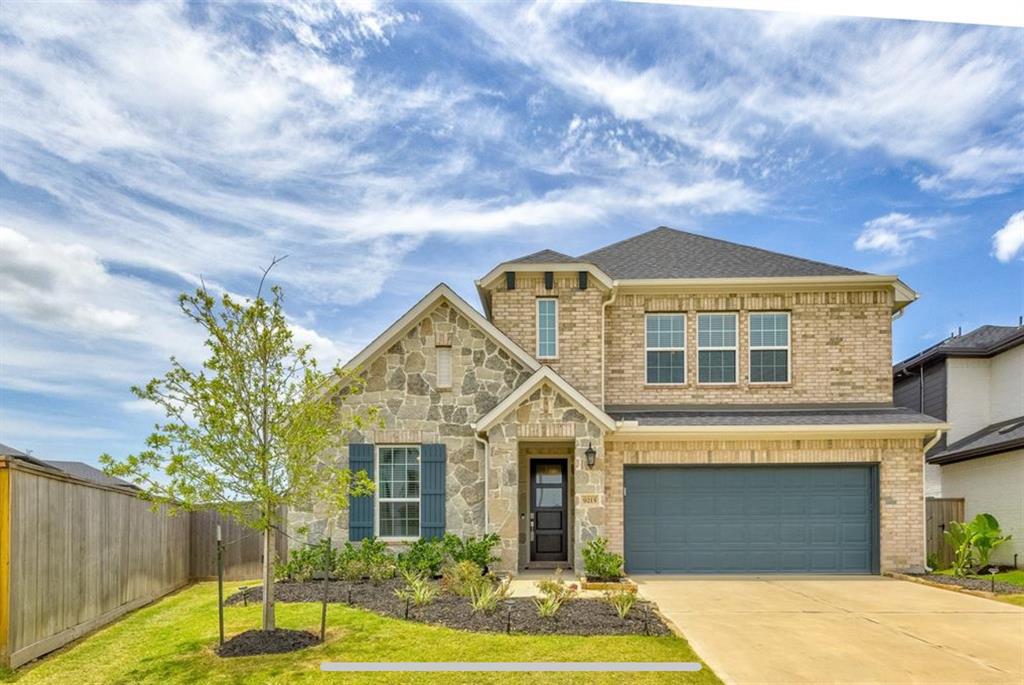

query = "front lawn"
[[2, 582, 720, 685]]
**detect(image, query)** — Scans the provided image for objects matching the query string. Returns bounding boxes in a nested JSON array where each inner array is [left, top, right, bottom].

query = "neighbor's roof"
[[579, 227, 865, 280], [507, 249, 583, 264], [927, 416, 1024, 465], [43, 460, 139, 490], [894, 324, 1024, 375], [607, 404, 944, 427], [0, 442, 58, 469]]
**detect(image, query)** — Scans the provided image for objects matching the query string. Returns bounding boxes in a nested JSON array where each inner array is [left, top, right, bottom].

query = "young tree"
[[102, 268, 377, 631]]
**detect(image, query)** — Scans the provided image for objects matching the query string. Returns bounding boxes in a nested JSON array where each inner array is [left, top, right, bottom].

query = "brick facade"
[[603, 436, 926, 573], [490, 273, 605, 403]]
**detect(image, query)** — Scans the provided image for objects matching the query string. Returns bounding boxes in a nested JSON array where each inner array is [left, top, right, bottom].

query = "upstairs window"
[[377, 446, 420, 539], [749, 312, 790, 383], [436, 347, 452, 388], [536, 298, 558, 358], [698, 313, 737, 384], [646, 314, 686, 384]]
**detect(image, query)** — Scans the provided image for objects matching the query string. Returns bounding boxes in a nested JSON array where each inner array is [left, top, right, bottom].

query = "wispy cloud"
[[992, 211, 1024, 263], [854, 213, 948, 256]]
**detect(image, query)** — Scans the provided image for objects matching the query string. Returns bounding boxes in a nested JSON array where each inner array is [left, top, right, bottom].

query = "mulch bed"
[[217, 628, 319, 657], [913, 573, 1022, 594], [227, 580, 671, 636]]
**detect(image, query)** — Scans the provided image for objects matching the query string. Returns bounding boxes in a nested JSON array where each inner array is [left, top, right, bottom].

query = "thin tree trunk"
[[262, 527, 275, 631]]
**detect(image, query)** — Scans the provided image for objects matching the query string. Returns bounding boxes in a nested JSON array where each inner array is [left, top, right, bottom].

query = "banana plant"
[[970, 514, 1012, 573], [943, 520, 974, 577], [943, 514, 1012, 577]]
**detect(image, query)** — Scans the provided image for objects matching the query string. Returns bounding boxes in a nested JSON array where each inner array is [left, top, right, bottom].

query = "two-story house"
[[893, 324, 1024, 565], [291, 227, 945, 575]]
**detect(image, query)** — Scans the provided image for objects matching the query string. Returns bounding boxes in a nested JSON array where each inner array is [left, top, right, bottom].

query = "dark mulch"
[[914, 573, 1022, 594], [227, 580, 671, 636], [216, 628, 319, 657]]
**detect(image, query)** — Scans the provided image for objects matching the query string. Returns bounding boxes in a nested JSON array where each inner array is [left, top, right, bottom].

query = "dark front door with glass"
[[530, 459, 568, 563]]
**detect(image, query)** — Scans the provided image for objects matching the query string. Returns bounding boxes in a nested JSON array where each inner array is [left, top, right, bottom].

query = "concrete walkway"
[[635, 576, 1024, 685]]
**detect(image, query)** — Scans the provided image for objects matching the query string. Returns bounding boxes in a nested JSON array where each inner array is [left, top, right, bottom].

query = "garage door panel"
[[624, 465, 877, 574]]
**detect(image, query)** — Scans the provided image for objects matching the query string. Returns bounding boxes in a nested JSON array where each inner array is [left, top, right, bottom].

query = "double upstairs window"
[[646, 314, 686, 384]]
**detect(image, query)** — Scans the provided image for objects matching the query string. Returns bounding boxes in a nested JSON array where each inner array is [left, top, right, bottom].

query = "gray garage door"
[[624, 465, 878, 574]]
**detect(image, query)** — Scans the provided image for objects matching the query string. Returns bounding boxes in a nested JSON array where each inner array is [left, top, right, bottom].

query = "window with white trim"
[[749, 312, 790, 383], [645, 313, 686, 384], [377, 446, 420, 538], [436, 347, 452, 388], [697, 313, 737, 384], [536, 298, 558, 358]]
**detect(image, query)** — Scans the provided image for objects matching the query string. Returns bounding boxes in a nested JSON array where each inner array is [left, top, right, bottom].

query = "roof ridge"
[[581, 226, 862, 275]]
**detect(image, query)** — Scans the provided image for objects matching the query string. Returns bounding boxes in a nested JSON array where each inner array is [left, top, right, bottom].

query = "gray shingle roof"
[[927, 416, 1024, 465], [0, 442, 29, 458], [578, 227, 865, 279], [43, 460, 139, 490], [607, 404, 943, 427], [507, 249, 583, 264], [894, 324, 1024, 375]]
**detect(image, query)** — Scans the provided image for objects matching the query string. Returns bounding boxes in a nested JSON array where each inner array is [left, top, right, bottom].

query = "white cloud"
[[854, 213, 945, 256], [992, 211, 1024, 263]]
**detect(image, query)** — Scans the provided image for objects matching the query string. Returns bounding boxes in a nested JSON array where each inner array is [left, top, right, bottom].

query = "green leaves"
[[942, 513, 1013, 576], [101, 280, 380, 529]]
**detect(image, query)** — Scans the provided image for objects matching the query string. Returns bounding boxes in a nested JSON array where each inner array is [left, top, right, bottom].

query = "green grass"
[[935, 568, 1024, 588], [2, 582, 720, 685]]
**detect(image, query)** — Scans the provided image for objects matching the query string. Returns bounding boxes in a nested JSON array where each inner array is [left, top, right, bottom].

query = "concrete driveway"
[[635, 576, 1024, 685]]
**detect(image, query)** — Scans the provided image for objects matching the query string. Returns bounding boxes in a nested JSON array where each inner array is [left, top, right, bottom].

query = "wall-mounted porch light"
[[584, 442, 597, 468]]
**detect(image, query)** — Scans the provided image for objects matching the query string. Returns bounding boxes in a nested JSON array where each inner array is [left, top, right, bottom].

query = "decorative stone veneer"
[[287, 300, 533, 549], [485, 382, 605, 572], [604, 289, 894, 405], [604, 437, 927, 573], [490, 273, 606, 404]]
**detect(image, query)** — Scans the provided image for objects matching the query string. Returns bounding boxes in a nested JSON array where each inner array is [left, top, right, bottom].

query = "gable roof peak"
[[508, 248, 583, 265]]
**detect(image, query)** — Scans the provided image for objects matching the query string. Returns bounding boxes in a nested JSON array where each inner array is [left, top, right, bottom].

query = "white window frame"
[[697, 312, 739, 385], [748, 311, 791, 384], [536, 298, 558, 359], [374, 445, 421, 541], [436, 347, 452, 389], [644, 313, 687, 385]]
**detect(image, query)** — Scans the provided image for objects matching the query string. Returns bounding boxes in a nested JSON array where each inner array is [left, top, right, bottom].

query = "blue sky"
[[1, 1, 1022, 464]]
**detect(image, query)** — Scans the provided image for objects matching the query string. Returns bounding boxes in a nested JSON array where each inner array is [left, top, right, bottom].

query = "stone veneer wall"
[[485, 382, 605, 572], [604, 437, 926, 573], [604, 289, 894, 405], [489, 273, 605, 404], [288, 300, 533, 547]]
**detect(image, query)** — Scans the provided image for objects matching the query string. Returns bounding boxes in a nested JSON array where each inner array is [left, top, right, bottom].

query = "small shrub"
[[440, 560, 485, 597], [274, 538, 340, 582], [468, 580, 505, 614], [926, 553, 944, 571], [534, 594, 563, 618], [395, 570, 439, 607], [582, 537, 624, 581], [398, 538, 447, 578], [443, 533, 501, 570], [604, 589, 636, 619], [536, 568, 578, 604], [367, 559, 397, 584], [944, 514, 1013, 577]]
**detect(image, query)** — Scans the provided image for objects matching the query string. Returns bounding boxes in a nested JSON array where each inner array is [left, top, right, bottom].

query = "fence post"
[[216, 524, 224, 646]]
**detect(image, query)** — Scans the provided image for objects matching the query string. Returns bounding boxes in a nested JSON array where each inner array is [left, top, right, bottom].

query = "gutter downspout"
[[600, 285, 619, 407], [472, 426, 489, 534], [921, 428, 944, 572]]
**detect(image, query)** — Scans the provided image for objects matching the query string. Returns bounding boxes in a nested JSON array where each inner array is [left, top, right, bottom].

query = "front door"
[[530, 459, 568, 563]]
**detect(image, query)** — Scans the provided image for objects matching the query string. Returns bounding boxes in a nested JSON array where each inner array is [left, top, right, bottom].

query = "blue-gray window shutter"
[[420, 443, 446, 540], [348, 443, 374, 541]]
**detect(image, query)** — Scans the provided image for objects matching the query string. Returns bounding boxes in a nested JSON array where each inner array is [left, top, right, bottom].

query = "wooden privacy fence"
[[0, 457, 286, 668], [926, 497, 965, 569]]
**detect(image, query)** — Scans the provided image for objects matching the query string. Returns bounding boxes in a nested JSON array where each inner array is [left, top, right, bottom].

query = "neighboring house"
[[893, 324, 1024, 565], [41, 460, 140, 492], [291, 226, 945, 575]]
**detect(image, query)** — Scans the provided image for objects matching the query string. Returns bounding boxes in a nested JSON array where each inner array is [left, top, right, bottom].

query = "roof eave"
[[476, 262, 614, 291], [928, 437, 1024, 465]]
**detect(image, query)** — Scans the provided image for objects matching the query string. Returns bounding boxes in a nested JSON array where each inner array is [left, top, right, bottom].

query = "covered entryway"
[[624, 465, 878, 574]]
